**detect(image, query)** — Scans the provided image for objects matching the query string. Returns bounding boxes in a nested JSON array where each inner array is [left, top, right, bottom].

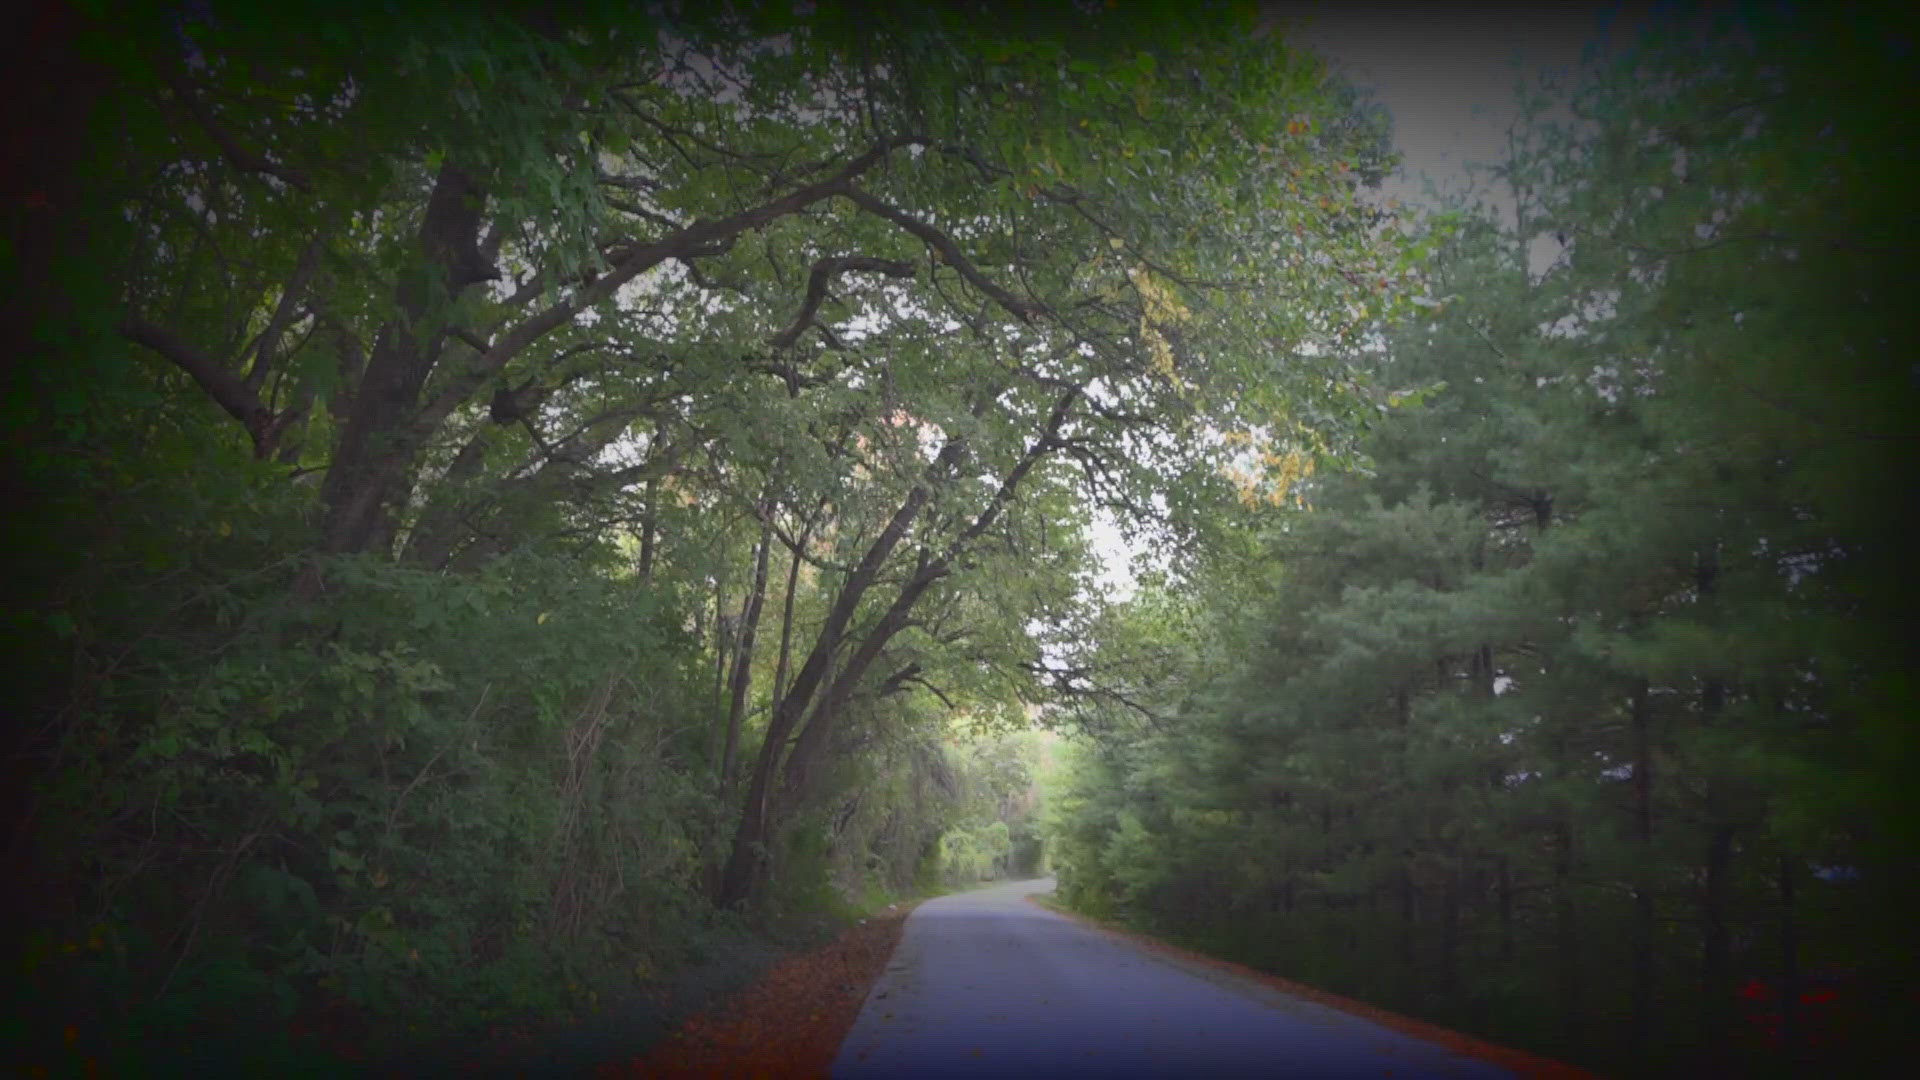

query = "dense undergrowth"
[[2, 372, 1041, 1072], [6, 501, 1037, 1074]]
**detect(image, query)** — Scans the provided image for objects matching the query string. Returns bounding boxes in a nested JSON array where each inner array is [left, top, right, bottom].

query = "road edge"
[[608, 898, 927, 1078], [1024, 893, 1601, 1080]]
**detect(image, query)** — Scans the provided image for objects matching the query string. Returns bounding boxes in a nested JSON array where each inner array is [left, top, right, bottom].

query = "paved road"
[[833, 878, 1513, 1079]]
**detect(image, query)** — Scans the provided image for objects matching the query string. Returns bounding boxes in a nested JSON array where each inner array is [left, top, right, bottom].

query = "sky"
[[1271, 2, 1639, 210], [1085, 2, 1646, 598]]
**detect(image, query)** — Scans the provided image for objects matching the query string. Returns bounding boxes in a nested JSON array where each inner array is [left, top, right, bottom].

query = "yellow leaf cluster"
[[1226, 442, 1316, 510], [1128, 266, 1192, 383]]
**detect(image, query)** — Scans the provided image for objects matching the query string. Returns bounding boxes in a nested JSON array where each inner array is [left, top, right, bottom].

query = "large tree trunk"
[[778, 392, 1079, 810], [637, 421, 668, 583], [1397, 865, 1418, 969], [715, 388, 1076, 907], [1777, 853, 1800, 1069], [778, 552, 943, 806], [317, 164, 496, 561], [715, 472, 944, 907], [770, 519, 809, 707], [401, 426, 495, 569], [721, 550, 947, 908], [720, 515, 774, 796], [637, 486, 658, 583], [1497, 855, 1514, 963], [1694, 545, 1736, 1066], [711, 574, 730, 717]]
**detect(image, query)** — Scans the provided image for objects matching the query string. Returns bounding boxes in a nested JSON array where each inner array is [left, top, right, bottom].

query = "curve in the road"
[[833, 878, 1515, 1079]]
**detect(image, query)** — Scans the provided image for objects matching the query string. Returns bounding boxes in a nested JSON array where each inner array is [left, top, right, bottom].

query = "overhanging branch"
[[768, 256, 917, 349], [840, 187, 1045, 324], [244, 236, 323, 394], [119, 316, 277, 455], [413, 136, 927, 443]]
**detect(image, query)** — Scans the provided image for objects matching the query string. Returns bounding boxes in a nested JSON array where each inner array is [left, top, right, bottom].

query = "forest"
[[3, 1, 1913, 1076]]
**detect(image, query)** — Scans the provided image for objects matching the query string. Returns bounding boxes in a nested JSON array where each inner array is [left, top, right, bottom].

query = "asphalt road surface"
[[833, 878, 1514, 1079]]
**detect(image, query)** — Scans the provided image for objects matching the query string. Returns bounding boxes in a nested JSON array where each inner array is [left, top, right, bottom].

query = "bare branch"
[[931, 142, 1013, 182], [1023, 659, 1168, 728], [610, 91, 786, 170], [902, 673, 957, 710], [606, 196, 686, 233], [944, 385, 1081, 557]]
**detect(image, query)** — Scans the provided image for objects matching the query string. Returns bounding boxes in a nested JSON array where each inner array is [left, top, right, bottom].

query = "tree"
[[9, 4, 1418, 1063], [1042, 4, 1920, 1072]]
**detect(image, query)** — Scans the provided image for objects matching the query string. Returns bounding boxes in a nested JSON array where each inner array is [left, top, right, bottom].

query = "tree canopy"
[[5, 1, 1910, 1075], [5, 1, 1415, 1070], [1044, 5, 1919, 1074]]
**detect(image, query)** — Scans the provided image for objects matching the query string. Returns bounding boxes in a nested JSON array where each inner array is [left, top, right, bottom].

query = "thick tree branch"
[[119, 316, 280, 455], [449, 326, 492, 354], [413, 136, 926, 442], [1024, 659, 1168, 728], [610, 91, 785, 170], [768, 255, 916, 349], [606, 196, 687, 234], [419, 164, 500, 289], [840, 187, 1046, 323], [944, 385, 1080, 558], [776, 386, 1081, 805], [878, 662, 924, 698]]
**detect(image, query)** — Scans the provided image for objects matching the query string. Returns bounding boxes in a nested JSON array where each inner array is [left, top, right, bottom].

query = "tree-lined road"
[[834, 879, 1513, 1078]]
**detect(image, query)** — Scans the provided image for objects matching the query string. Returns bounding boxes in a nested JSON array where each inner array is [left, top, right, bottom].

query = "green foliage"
[[17, 527, 716, 1058], [21, 0, 1765, 1071], [1044, 6, 1919, 1075]]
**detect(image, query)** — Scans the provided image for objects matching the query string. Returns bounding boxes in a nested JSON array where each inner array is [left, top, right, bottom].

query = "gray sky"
[[1270, 2, 1644, 206]]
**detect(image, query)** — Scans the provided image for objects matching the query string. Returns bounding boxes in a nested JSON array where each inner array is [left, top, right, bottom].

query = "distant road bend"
[[834, 878, 1513, 1079]]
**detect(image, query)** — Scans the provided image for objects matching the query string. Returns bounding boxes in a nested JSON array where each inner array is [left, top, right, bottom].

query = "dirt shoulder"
[[599, 900, 921, 1079]]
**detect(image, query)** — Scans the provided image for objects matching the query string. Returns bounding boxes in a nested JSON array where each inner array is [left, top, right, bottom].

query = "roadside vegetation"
[[7, 1, 1349, 1071], [3, 2, 1909, 1077], [1041, 6, 1918, 1077]]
